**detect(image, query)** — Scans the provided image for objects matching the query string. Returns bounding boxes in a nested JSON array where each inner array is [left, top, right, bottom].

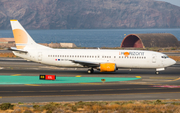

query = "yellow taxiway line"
[[11, 74, 21, 76], [25, 84, 41, 86]]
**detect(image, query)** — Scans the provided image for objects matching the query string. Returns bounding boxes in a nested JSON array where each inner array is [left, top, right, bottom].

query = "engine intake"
[[100, 63, 117, 72]]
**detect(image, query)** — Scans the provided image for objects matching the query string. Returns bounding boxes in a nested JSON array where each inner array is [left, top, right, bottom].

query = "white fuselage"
[[13, 49, 176, 70]]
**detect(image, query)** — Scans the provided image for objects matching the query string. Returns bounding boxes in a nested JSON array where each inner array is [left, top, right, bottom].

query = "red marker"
[[39, 75, 56, 80]]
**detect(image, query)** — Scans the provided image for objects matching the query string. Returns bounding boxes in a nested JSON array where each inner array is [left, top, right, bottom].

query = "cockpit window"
[[161, 55, 169, 59]]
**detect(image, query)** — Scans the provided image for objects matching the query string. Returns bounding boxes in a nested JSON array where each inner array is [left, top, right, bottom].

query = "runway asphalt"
[[0, 57, 180, 103]]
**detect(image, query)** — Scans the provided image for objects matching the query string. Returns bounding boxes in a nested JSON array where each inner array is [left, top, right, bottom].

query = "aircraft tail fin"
[[10, 20, 50, 50], [10, 20, 37, 50]]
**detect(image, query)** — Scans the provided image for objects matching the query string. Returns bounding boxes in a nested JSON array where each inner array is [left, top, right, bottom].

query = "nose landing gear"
[[156, 71, 159, 75]]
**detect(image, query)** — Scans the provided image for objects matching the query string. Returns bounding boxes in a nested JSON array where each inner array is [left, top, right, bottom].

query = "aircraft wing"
[[70, 60, 101, 67]]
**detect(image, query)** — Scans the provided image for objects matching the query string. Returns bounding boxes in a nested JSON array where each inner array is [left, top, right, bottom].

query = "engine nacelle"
[[99, 63, 117, 72]]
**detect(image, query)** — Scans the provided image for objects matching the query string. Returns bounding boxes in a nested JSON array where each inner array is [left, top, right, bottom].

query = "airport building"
[[121, 33, 179, 48]]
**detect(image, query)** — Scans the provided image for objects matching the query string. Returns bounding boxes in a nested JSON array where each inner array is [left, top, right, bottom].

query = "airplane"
[[9, 20, 176, 74]]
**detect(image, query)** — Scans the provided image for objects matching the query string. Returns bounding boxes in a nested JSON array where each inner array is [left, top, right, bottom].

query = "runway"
[[0, 57, 180, 103]]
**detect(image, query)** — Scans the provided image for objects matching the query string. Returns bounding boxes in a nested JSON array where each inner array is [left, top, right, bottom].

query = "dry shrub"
[[92, 105, 102, 113], [71, 105, 77, 112], [42, 102, 60, 112], [148, 108, 161, 113], [33, 104, 43, 112], [0, 103, 14, 110], [110, 104, 120, 110], [75, 101, 86, 108], [121, 103, 134, 109], [104, 104, 120, 111]]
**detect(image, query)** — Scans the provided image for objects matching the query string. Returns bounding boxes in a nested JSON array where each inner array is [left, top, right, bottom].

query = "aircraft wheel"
[[88, 69, 94, 74], [156, 71, 159, 75]]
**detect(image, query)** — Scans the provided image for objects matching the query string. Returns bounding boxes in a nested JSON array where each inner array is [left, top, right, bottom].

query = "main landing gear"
[[156, 71, 159, 75], [88, 68, 94, 74]]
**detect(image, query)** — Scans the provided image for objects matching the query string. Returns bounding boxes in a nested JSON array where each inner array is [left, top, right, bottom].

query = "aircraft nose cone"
[[171, 59, 176, 65]]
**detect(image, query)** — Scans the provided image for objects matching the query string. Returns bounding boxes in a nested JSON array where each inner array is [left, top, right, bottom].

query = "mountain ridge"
[[0, 0, 180, 29]]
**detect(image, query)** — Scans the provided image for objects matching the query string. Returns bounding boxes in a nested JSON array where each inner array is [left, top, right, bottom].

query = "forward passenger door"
[[152, 54, 156, 63]]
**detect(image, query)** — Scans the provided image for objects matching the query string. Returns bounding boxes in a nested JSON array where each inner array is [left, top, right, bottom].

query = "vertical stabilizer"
[[10, 20, 37, 50]]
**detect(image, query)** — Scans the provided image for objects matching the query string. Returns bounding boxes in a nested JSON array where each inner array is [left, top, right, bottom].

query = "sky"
[[157, 0, 180, 7]]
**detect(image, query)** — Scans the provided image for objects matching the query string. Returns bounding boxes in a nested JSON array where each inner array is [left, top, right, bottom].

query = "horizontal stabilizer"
[[8, 47, 28, 53]]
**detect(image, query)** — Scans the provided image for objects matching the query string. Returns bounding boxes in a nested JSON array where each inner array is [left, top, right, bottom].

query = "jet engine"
[[99, 63, 117, 72]]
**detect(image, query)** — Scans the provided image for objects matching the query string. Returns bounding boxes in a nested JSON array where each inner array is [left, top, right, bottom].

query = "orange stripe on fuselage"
[[12, 29, 28, 49]]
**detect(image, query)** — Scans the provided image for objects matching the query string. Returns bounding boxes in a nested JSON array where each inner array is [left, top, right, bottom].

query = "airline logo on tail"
[[11, 20, 28, 49], [13, 29, 28, 49]]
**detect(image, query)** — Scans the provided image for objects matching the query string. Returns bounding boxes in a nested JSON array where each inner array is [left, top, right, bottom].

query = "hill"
[[0, 0, 180, 29]]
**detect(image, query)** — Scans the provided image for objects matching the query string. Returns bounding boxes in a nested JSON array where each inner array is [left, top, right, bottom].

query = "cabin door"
[[152, 54, 156, 63], [38, 52, 42, 61]]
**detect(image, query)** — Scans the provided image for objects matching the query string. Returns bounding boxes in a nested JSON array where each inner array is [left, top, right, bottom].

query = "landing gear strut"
[[88, 68, 94, 74]]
